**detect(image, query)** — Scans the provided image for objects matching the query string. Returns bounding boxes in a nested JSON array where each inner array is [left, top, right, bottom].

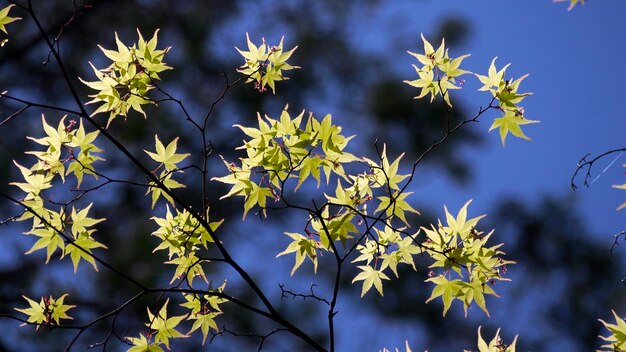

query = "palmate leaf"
[[404, 34, 470, 107], [180, 292, 223, 344], [425, 275, 462, 316], [23, 206, 66, 263], [352, 240, 378, 266], [476, 57, 509, 95], [382, 235, 422, 277], [0, 4, 20, 47], [146, 171, 186, 208], [443, 199, 485, 240], [479, 60, 531, 107], [69, 203, 105, 236], [406, 33, 446, 70], [24, 225, 65, 263], [242, 183, 273, 219], [211, 157, 253, 199], [144, 135, 190, 172], [325, 179, 358, 207], [496, 75, 531, 108], [296, 155, 323, 190], [146, 299, 189, 349], [14, 296, 47, 326], [65, 118, 104, 187], [276, 232, 318, 275], [98, 32, 133, 64], [598, 310, 626, 351], [467, 326, 518, 352], [309, 208, 357, 249], [15, 294, 75, 328], [63, 230, 108, 273], [423, 201, 512, 317], [165, 251, 207, 284], [11, 161, 54, 196], [236, 33, 299, 93], [352, 265, 390, 297], [27, 115, 72, 153], [126, 334, 165, 352], [81, 30, 170, 127], [459, 280, 497, 317], [151, 206, 221, 260], [188, 312, 219, 345], [365, 144, 409, 191], [374, 191, 420, 226], [489, 108, 539, 146]]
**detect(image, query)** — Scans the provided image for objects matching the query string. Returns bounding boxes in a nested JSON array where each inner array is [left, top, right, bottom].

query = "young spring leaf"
[[146, 299, 189, 349], [63, 230, 108, 273], [352, 265, 390, 297], [276, 232, 318, 275], [15, 294, 75, 329], [126, 334, 165, 352], [489, 108, 539, 146], [374, 191, 420, 226], [144, 135, 190, 172], [423, 201, 513, 317], [236, 33, 299, 93], [180, 289, 225, 345], [146, 171, 186, 209], [10, 161, 53, 196], [405, 34, 470, 107], [81, 30, 171, 127], [467, 326, 518, 352], [598, 310, 626, 351], [425, 275, 462, 316], [0, 4, 20, 46]]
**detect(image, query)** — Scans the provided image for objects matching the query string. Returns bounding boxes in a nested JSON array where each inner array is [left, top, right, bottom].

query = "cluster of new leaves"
[[141, 136, 226, 349], [0, 4, 19, 47], [404, 34, 470, 107], [81, 30, 171, 127], [351, 147, 422, 294], [598, 310, 626, 351], [423, 201, 513, 317], [404, 35, 538, 146], [351, 223, 421, 297], [151, 206, 223, 284], [555, 0, 585, 11], [211, 104, 426, 296], [613, 164, 626, 210], [11, 116, 106, 273], [236, 33, 299, 93], [126, 285, 227, 350], [14, 294, 75, 330], [475, 58, 538, 146], [213, 105, 359, 219], [5, 17, 539, 347], [213, 92, 511, 317]]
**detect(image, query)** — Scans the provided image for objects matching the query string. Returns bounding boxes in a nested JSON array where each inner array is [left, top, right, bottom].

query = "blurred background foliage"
[[0, 1, 623, 351]]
